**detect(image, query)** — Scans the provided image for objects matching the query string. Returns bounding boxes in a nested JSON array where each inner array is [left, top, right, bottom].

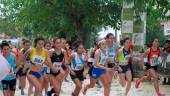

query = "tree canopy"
[[0, 0, 169, 47], [0, 0, 122, 42]]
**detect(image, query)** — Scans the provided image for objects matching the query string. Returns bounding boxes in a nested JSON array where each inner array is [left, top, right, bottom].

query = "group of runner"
[[0, 33, 169, 96]]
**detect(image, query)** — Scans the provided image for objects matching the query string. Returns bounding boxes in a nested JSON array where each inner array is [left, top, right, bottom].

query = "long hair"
[[34, 37, 45, 47]]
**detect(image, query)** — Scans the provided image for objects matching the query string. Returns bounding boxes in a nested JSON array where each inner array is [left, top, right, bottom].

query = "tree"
[[0, 0, 122, 47]]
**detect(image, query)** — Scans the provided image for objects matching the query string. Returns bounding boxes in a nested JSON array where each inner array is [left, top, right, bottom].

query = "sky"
[[98, 26, 121, 42]]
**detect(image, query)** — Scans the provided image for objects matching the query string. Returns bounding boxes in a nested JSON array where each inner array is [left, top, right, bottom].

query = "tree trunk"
[[75, 20, 84, 42]]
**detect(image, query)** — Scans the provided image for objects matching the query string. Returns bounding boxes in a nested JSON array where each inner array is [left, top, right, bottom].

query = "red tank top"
[[147, 48, 160, 66]]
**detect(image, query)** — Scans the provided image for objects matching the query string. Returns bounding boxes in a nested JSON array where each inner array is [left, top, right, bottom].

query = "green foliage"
[[146, 25, 166, 47], [125, 0, 169, 46], [0, 0, 122, 43], [145, 0, 169, 46], [0, 0, 169, 48]]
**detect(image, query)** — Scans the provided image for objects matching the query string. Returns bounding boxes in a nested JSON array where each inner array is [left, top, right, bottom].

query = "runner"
[[69, 41, 88, 96], [105, 33, 119, 87], [16, 39, 31, 95], [88, 42, 102, 88], [1, 42, 19, 96], [43, 41, 51, 95], [162, 40, 170, 85], [23, 37, 53, 96], [48, 38, 67, 96], [117, 37, 133, 96], [61, 38, 70, 82], [83, 39, 111, 96], [135, 38, 165, 96]]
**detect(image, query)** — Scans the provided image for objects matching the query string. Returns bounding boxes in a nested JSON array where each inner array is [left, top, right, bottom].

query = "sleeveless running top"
[[119, 48, 131, 65], [3, 52, 16, 80], [94, 50, 107, 67], [71, 52, 85, 71], [147, 48, 161, 66], [30, 48, 46, 66], [51, 51, 64, 69], [106, 43, 116, 63]]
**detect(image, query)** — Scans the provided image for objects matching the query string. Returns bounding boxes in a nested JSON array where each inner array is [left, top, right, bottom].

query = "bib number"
[[108, 55, 115, 63], [150, 57, 160, 66], [76, 64, 83, 70], [32, 55, 45, 66], [53, 62, 62, 69]]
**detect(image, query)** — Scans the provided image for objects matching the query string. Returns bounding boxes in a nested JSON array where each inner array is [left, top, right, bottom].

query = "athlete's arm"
[[141, 48, 150, 70], [63, 50, 70, 65], [117, 48, 122, 62], [115, 43, 119, 67], [13, 50, 22, 74], [14, 53, 19, 68], [15, 52, 23, 73], [44, 50, 53, 69], [68, 52, 76, 76], [23, 48, 33, 68], [84, 52, 88, 67], [19, 51, 24, 65], [83, 52, 89, 76], [114, 41, 120, 51]]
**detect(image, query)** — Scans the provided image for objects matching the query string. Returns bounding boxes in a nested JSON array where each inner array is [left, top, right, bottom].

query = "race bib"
[[108, 54, 115, 63], [32, 55, 45, 66], [150, 57, 159, 66], [76, 63, 83, 70], [88, 58, 95, 63], [53, 62, 62, 69]]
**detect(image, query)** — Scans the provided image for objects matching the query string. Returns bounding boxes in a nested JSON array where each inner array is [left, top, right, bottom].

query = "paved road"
[[0, 78, 170, 96]]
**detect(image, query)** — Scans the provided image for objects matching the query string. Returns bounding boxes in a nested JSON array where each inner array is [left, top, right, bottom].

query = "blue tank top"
[[3, 52, 16, 80], [106, 43, 116, 63], [98, 50, 107, 66], [71, 52, 85, 71]]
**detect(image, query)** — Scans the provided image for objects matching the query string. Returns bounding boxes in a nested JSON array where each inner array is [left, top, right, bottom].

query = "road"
[[0, 78, 170, 96]]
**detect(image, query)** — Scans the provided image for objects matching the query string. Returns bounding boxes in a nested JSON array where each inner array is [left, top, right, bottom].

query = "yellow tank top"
[[30, 48, 46, 66]]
